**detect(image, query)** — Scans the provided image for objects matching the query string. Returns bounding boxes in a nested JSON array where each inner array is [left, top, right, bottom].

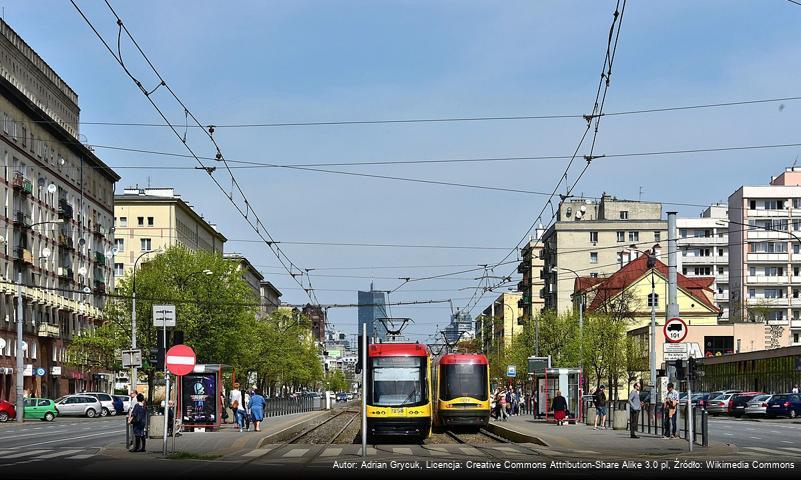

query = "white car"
[[54, 395, 103, 418], [84, 392, 116, 416]]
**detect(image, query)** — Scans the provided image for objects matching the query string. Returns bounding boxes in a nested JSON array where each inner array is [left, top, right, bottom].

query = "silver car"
[[744, 394, 773, 417], [706, 393, 736, 415], [54, 394, 103, 418], [85, 392, 115, 416]]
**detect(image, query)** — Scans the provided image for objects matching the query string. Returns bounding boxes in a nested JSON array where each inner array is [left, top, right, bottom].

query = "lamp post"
[[628, 243, 661, 392], [130, 248, 163, 395], [552, 266, 585, 390], [15, 219, 63, 423]]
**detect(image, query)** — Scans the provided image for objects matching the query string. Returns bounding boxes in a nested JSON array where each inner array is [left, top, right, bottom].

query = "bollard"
[[586, 406, 596, 426], [702, 409, 709, 447], [613, 409, 628, 430]]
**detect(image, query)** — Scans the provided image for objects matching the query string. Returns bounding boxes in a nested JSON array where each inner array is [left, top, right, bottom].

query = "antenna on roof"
[[792, 155, 799, 170]]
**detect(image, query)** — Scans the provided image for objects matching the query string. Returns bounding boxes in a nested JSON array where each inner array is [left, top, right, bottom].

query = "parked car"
[[765, 393, 801, 418], [336, 392, 348, 403], [0, 399, 15, 422], [346, 393, 355, 400], [744, 394, 773, 417], [54, 394, 103, 417], [84, 392, 115, 416], [694, 393, 712, 408], [23, 398, 58, 421], [706, 393, 738, 415], [679, 392, 706, 408], [730, 392, 765, 417]]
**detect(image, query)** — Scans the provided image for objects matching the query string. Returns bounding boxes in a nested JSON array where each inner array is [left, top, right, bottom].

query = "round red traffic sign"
[[166, 344, 196, 376], [663, 317, 688, 343]]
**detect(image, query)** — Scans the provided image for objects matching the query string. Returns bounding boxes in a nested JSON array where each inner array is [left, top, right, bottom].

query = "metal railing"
[[264, 396, 323, 417], [583, 399, 708, 446]]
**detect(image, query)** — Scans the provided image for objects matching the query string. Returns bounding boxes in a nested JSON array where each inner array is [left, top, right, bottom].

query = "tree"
[[325, 370, 348, 392]]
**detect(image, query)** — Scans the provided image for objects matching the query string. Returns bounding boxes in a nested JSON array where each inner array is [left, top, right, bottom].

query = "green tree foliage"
[[500, 310, 581, 381], [325, 369, 349, 392]]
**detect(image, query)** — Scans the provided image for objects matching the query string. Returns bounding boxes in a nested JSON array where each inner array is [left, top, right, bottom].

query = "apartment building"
[[677, 204, 730, 321], [476, 292, 522, 355], [259, 280, 282, 315], [0, 19, 120, 401], [517, 229, 546, 322], [729, 167, 801, 347], [113, 187, 226, 276], [541, 194, 666, 313]]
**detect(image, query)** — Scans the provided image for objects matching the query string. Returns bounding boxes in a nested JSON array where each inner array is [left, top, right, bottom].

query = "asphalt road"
[[0, 415, 125, 450], [707, 416, 801, 455]]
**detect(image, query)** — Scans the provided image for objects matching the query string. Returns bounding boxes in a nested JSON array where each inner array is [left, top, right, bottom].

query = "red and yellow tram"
[[365, 342, 432, 438], [434, 353, 491, 428]]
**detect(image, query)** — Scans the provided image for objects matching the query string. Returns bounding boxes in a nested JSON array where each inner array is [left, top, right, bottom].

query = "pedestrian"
[[128, 393, 147, 452], [629, 383, 641, 439], [662, 382, 679, 439], [112, 395, 124, 416], [593, 385, 607, 430], [499, 390, 509, 421], [243, 389, 251, 432], [229, 382, 246, 432], [249, 388, 266, 432], [220, 392, 229, 424], [166, 400, 176, 436], [793, 385, 799, 394], [552, 390, 568, 426]]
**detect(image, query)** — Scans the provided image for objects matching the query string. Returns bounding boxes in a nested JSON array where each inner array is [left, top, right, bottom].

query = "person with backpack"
[[128, 393, 147, 452], [593, 385, 608, 430]]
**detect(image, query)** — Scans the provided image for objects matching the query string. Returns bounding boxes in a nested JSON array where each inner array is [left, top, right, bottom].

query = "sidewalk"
[[103, 410, 328, 459], [486, 415, 737, 458]]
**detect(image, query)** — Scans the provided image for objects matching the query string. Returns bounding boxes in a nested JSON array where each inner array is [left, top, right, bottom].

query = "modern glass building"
[[443, 310, 474, 343], [358, 285, 388, 342], [697, 345, 801, 394]]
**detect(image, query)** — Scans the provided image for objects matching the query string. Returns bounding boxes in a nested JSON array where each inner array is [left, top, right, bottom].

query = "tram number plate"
[[391, 408, 404, 415]]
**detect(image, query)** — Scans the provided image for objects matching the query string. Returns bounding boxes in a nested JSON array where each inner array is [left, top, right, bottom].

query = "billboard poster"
[[180, 373, 218, 426]]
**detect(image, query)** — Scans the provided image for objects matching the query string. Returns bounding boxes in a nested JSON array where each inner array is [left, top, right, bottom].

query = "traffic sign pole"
[[162, 313, 169, 456]]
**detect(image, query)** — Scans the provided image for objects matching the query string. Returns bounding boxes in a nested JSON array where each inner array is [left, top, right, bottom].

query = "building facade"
[[302, 304, 326, 343], [729, 167, 801, 348], [357, 286, 387, 341], [677, 204, 730, 321], [113, 187, 226, 277], [259, 281, 282, 315], [442, 309, 474, 343], [476, 292, 522, 355], [541, 194, 666, 314], [517, 230, 546, 322], [0, 19, 120, 401]]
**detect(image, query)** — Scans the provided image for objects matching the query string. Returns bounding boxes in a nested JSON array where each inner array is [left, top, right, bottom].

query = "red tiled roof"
[[583, 254, 720, 313], [575, 276, 606, 293]]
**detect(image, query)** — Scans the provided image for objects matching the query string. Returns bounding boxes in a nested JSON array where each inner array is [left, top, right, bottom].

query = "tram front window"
[[440, 364, 488, 401], [369, 357, 427, 407]]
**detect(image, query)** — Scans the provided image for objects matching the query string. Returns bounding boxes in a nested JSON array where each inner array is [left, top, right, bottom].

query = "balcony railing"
[[58, 267, 74, 281], [12, 211, 31, 228], [14, 247, 33, 264], [37, 323, 60, 338], [746, 275, 788, 284], [57, 200, 73, 220], [58, 235, 74, 250], [94, 251, 106, 266], [747, 253, 789, 262]]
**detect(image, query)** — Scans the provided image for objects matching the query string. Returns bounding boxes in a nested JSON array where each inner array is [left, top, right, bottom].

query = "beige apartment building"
[[541, 194, 666, 314], [0, 19, 120, 401], [729, 167, 801, 348], [113, 187, 226, 277], [476, 292, 522, 355], [517, 231, 546, 322]]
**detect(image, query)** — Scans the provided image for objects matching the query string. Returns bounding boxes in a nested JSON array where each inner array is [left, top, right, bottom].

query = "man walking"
[[629, 383, 641, 439], [593, 385, 607, 430], [662, 383, 679, 439]]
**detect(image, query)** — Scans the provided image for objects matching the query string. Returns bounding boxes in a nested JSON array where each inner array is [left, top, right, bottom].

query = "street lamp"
[[552, 266, 585, 391], [130, 248, 163, 395], [629, 243, 661, 392], [15, 219, 63, 423]]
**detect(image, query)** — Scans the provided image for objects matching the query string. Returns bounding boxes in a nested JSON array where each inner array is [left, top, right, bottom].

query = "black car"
[[730, 392, 765, 417]]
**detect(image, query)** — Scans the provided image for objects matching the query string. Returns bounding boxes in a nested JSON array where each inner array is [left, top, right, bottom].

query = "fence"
[[583, 399, 709, 446], [265, 396, 324, 417]]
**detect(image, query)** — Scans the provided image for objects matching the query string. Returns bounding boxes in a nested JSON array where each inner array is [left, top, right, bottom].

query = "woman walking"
[[249, 388, 267, 432], [128, 393, 147, 452], [552, 390, 568, 426]]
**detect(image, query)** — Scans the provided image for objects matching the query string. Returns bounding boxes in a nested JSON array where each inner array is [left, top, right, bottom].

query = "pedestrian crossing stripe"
[[3, 449, 49, 459], [742, 447, 801, 456], [392, 447, 413, 455], [36, 449, 83, 459], [320, 448, 342, 457], [241, 449, 271, 458], [282, 448, 309, 458]]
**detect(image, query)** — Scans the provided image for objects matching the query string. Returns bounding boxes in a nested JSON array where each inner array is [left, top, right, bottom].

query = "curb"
[[484, 421, 548, 446], [256, 410, 330, 448]]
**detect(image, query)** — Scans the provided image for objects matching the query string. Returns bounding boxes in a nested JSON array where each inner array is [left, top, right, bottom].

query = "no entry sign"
[[663, 317, 688, 343], [166, 344, 196, 376]]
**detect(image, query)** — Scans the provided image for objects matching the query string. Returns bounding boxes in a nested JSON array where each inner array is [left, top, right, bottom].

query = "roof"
[[581, 254, 720, 313], [368, 343, 429, 358], [574, 276, 606, 293], [115, 192, 227, 242], [439, 353, 488, 365]]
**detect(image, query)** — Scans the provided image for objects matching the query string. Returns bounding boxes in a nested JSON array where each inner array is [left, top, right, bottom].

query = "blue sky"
[[6, 1, 801, 342]]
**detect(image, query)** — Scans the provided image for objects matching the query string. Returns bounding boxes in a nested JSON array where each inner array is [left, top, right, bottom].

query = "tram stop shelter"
[[177, 363, 233, 432], [530, 367, 583, 424]]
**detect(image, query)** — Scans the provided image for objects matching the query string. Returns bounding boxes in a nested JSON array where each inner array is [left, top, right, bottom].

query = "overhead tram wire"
[[20, 94, 801, 129], [70, 1, 318, 304]]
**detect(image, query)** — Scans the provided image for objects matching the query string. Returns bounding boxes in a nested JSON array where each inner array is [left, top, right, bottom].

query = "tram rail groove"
[[286, 408, 361, 444], [329, 411, 359, 445]]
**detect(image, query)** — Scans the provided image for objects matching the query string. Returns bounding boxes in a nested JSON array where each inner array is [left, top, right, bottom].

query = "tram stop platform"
[[486, 415, 737, 458], [103, 409, 329, 459]]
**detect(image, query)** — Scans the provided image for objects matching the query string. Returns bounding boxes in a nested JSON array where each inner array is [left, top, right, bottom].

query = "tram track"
[[286, 408, 361, 444]]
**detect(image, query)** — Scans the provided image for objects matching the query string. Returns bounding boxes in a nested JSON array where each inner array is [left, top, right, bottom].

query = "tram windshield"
[[440, 363, 488, 401], [369, 356, 427, 407]]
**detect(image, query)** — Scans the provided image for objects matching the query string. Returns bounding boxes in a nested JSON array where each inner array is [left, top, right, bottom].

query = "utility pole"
[[361, 320, 367, 457], [15, 270, 23, 423]]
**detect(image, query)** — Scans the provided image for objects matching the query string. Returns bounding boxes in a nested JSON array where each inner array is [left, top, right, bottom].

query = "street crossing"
[[0, 447, 102, 464], [739, 446, 801, 457]]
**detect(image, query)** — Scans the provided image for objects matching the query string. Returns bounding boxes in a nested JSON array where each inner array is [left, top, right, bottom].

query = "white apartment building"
[[729, 167, 801, 348], [677, 204, 729, 321]]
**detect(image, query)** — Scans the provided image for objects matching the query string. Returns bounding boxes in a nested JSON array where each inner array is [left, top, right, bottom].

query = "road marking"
[[781, 447, 801, 453], [68, 454, 94, 460], [36, 449, 83, 459], [13, 431, 121, 448], [282, 448, 308, 458], [458, 446, 482, 456], [241, 449, 271, 458], [749, 436, 762, 439], [3, 449, 49, 459], [425, 446, 449, 456], [320, 448, 342, 457], [743, 447, 796, 456], [392, 447, 413, 455]]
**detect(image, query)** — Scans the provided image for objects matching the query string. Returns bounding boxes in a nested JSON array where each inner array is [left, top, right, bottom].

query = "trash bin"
[[613, 409, 628, 430], [586, 407, 596, 426], [148, 414, 165, 439]]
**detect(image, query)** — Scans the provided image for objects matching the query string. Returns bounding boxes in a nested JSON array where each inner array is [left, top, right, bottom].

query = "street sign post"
[[153, 305, 176, 327], [664, 342, 689, 361], [121, 349, 142, 368], [164, 344, 195, 456], [506, 365, 517, 378], [663, 317, 688, 343]]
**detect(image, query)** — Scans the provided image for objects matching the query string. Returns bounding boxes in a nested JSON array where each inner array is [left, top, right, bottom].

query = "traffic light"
[[149, 346, 164, 370], [688, 357, 698, 380], [172, 330, 184, 346], [675, 359, 686, 380]]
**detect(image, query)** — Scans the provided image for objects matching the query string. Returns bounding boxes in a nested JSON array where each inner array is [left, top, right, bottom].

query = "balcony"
[[93, 224, 106, 237], [791, 319, 801, 329], [14, 247, 33, 264], [58, 267, 74, 281], [746, 275, 788, 284], [714, 292, 729, 302], [12, 211, 31, 229], [748, 253, 788, 262], [11, 171, 33, 195], [517, 262, 526, 274], [681, 256, 715, 265], [747, 297, 789, 306], [791, 298, 801, 307], [679, 236, 726, 245], [58, 235, 74, 250], [747, 230, 791, 240], [57, 200, 73, 220], [36, 323, 60, 338], [715, 274, 729, 284], [94, 251, 106, 266], [748, 209, 790, 217]]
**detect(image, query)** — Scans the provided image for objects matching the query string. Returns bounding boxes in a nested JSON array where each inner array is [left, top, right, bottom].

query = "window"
[[654, 231, 661, 242], [647, 293, 659, 307], [699, 248, 711, 257], [765, 267, 784, 277], [140, 238, 152, 252], [619, 211, 629, 220], [680, 229, 687, 238], [750, 200, 756, 210], [137, 217, 144, 226], [718, 248, 724, 256], [114, 238, 124, 252], [764, 289, 784, 298], [749, 289, 756, 299], [590, 252, 598, 264], [717, 267, 725, 274], [119, 217, 128, 227], [694, 267, 711, 276], [114, 263, 124, 277], [616, 231, 625, 242], [147, 216, 154, 226], [629, 231, 639, 242], [589, 231, 598, 243]]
